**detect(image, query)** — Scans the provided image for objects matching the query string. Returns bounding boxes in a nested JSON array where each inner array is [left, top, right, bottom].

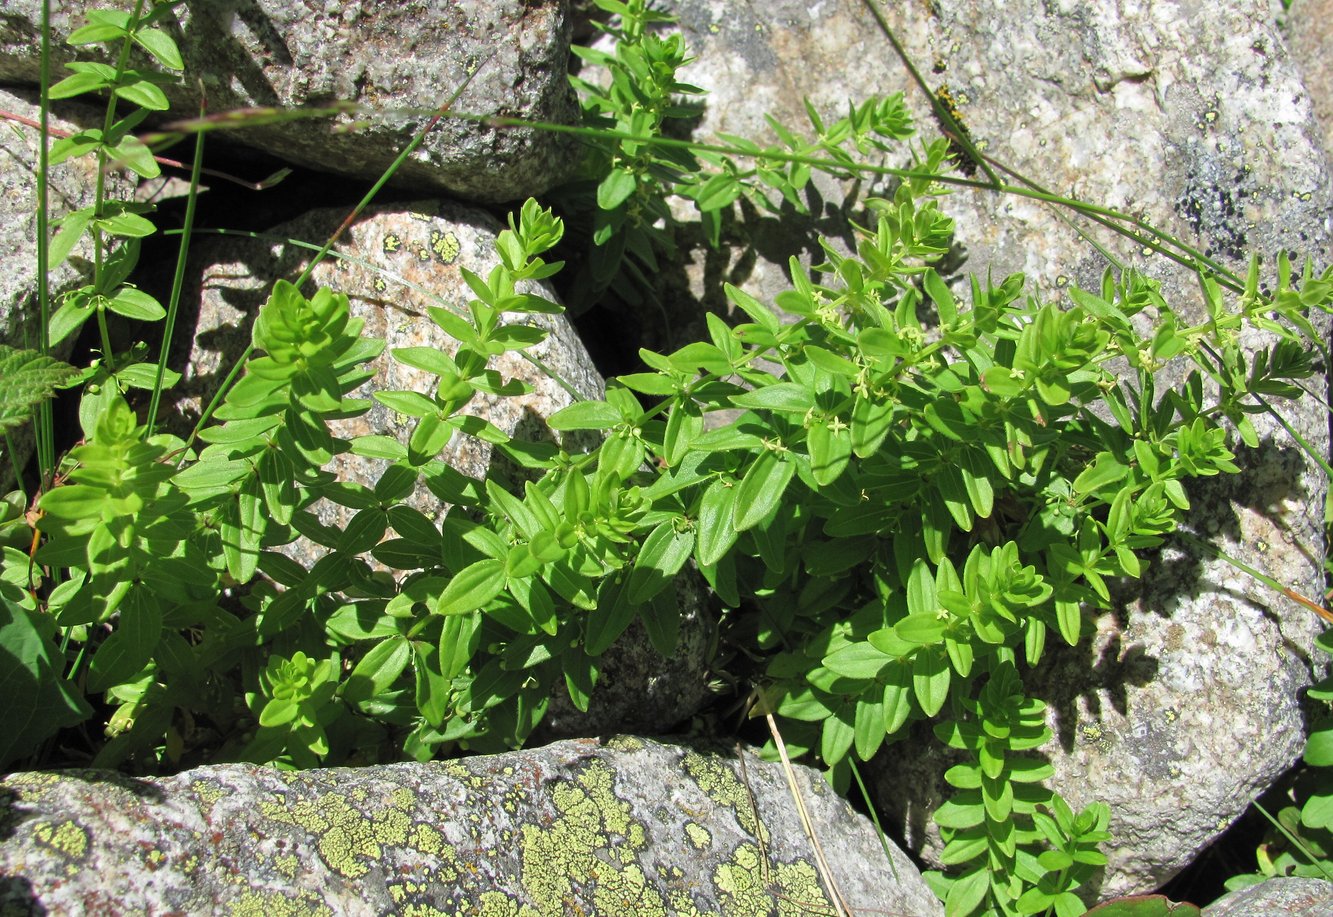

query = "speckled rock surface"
[[1284, 0, 1333, 155], [0, 735, 943, 916], [179, 199, 712, 738], [0, 1, 580, 203], [662, 0, 1333, 899], [1203, 877, 1333, 916]]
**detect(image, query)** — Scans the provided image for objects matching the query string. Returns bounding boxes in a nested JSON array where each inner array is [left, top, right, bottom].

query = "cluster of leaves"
[[6, 4, 1333, 916], [926, 662, 1109, 916], [1224, 625, 1333, 888], [563, 0, 702, 305], [562, 0, 944, 312]]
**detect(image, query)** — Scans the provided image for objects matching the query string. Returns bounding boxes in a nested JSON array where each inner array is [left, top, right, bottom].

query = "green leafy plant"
[[7, 4, 1333, 915], [1224, 625, 1333, 888], [924, 661, 1109, 916]]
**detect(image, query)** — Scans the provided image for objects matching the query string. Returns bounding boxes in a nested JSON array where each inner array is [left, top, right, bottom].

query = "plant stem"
[[34, 0, 55, 491], [147, 94, 206, 435], [1176, 530, 1333, 625]]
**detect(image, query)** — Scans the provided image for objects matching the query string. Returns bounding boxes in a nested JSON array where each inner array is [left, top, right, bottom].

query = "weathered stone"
[[179, 199, 712, 739], [0, 735, 943, 916], [661, 0, 1333, 898], [1204, 877, 1333, 916], [1284, 0, 1333, 156], [0, 1, 581, 203]]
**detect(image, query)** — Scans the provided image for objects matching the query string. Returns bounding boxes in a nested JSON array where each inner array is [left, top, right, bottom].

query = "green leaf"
[[374, 390, 440, 418], [1304, 720, 1333, 766], [854, 695, 887, 760], [413, 641, 450, 727], [87, 587, 161, 692], [820, 703, 855, 764], [585, 580, 637, 657], [944, 867, 989, 917], [807, 421, 851, 486], [547, 400, 623, 431], [912, 649, 951, 717], [823, 642, 892, 680], [597, 168, 638, 210], [0, 596, 91, 769], [439, 611, 481, 679], [851, 394, 893, 458], [437, 560, 506, 616], [1082, 896, 1201, 917], [696, 478, 740, 566], [627, 521, 694, 604], [0, 345, 78, 434], [895, 613, 947, 646], [114, 79, 170, 111], [730, 383, 815, 413], [733, 448, 794, 532], [343, 637, 411, 709], [133, 27, 184, 70]]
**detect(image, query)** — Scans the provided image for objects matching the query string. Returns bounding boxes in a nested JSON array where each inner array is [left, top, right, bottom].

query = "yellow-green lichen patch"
[[605, 735, 645, 752], [258, 791, 412, 879], [30, 819, 89, 864], [713, 842, 830, 917], [430, 229, 461, 264], [668, 890, 710, 917], [227, 888, 333, 917], [5, 771, 61, 804], [685, 822, 711, 850], [518, 761, 666, 915], [191, 778, 225, 805], [477, 889, 541, 917], [681, 751, 766, 842], [271, 852, 300, 879]]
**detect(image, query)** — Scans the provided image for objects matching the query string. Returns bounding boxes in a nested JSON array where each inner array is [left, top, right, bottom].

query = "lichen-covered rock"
[[661, 0, 1332, 898], [179, 199, 712, 739], [1284, 0, 1333, 155], [0, 736, 943, 916], [0, 1, 580, 203], [1203, 877, 1333, 916]]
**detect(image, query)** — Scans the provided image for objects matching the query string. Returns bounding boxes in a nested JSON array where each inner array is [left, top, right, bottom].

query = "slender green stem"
[[35, 0, 55, 491], [1252, 799, 1333, 882], [88, 0, 150, 374], [858, 0, 1000, 187], [147, 95, 206, 434], [848, 759, 901, 884], [1176, 530, 1333, 624], [4, 434, 27, 507]]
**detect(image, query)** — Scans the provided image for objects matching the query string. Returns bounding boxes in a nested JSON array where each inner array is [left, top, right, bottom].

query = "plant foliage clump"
[[3, 2, 1332, 915]]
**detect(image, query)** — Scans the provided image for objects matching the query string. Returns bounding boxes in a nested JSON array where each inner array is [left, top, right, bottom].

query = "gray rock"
[[180, 199, 712, 739], [0, 1, 580, 203], [1204, 878, 1333, 916], [0, 735, 943, 916], [1284, 0, 1333, 156], [662, 0, 1332, 898]]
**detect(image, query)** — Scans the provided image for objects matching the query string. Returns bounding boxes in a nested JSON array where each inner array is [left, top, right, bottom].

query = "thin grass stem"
[[147, 94, 206, 434]]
